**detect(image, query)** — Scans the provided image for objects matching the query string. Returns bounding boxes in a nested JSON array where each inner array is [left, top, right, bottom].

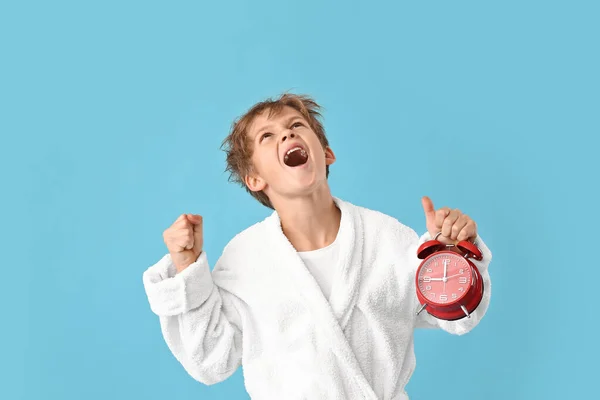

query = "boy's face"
[[244, 106, 336, 202]]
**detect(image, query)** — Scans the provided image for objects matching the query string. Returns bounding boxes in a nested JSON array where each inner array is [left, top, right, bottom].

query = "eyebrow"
[[254, 115, 304, 138]]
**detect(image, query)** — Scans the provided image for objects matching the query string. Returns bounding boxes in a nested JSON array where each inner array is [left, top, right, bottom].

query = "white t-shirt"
[[297, 236, 340, 301]]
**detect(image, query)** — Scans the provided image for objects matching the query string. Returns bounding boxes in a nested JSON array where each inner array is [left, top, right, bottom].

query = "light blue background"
[[1, 1, 598, 399]]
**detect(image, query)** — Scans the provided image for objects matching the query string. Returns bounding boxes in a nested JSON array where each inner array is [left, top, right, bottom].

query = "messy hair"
[[221, 93, 331, 209]]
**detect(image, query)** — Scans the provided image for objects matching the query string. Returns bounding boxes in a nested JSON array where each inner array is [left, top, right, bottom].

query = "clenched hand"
[[163, 213, 204, 273]]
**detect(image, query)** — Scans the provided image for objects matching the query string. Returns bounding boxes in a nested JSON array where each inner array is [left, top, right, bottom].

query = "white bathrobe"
[[142, 197, 492, 400]]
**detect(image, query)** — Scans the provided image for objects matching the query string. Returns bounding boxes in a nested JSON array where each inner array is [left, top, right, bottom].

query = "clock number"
[[458, 287, 464, 292], [426, 268, 432, 273], [429, 293, 435, 298], [439, 294, 448, 301], [459, 277, 467, 284], [452, 293, 457, 299], [423, 276, 431, 283], [459, 269, 464, 274], [426, 285, 432, 290]]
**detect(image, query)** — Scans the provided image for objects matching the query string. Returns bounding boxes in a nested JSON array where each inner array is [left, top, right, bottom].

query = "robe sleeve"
[[412, 230, 493, 335], [142, 251, 243, 385]]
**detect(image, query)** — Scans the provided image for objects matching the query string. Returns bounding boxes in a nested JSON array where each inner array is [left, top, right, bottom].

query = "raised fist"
[[163, 213, 203, 273]]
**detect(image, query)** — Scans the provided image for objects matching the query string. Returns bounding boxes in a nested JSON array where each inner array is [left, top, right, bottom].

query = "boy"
[[142, 93, 492, 399]]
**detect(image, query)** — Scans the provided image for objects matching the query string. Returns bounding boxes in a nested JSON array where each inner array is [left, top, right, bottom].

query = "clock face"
[[417, 253, 472, 305]]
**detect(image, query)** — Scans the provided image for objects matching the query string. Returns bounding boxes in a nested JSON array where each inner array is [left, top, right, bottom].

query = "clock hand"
[[443, 260, 449, 293], [443, 261, 447, 279], [423, 273, 464, 282]]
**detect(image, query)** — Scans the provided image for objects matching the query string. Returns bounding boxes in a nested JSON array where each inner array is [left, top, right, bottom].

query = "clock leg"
[[416, 303, 427, 316], [461, 305, 471, 318]]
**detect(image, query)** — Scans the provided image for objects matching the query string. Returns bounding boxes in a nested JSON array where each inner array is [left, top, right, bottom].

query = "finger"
[[175, 216, 192, 228], [457, 221, 477, 241], [441, 209, 462, 237], [450, 214, 470, 240], [435, 207, 451, 229], [421, 196, 436, 225], [175, 230, 194, 250], [172, 237, 188, 251]]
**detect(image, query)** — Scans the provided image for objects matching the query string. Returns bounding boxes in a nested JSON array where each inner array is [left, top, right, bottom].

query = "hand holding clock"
[[416, 196, 485, 320], [421, 196, 477, 245]]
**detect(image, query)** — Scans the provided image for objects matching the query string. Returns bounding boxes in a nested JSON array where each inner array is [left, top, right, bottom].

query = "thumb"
[[188, 214, 203, 234], [186, 214, 202, 225], [188, 215, 203, 252], [421, 196, 435, 224]]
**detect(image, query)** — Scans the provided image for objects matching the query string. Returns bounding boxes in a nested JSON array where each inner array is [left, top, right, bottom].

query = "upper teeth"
[[287, 146, 304, 155]]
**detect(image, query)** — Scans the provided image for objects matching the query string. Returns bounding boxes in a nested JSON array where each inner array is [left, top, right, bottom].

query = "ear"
[[324, 146, 336, 166], [245, 173, 267, 192]]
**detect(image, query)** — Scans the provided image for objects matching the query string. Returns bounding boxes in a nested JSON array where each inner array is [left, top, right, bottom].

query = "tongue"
[[284, 149, 308, 167]]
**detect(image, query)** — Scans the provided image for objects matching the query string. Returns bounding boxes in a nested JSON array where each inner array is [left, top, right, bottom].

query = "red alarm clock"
[[415, 232, 484, 321]]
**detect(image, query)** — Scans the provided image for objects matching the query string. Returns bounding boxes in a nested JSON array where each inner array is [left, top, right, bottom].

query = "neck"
[[272, 185, 341, 252]]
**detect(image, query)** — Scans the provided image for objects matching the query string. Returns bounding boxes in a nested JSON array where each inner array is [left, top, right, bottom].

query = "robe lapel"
[[268, 198, 377, 399], [327, 197, 364, 332], [268, 197, 363, 329]]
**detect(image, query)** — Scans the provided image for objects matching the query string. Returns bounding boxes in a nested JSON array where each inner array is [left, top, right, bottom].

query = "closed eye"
[[291, 121, 304, 129], [260, 132, 273, 142]]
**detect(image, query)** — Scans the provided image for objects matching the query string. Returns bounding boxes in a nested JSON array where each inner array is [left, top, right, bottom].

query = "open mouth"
[[283, 146, 309, 167]]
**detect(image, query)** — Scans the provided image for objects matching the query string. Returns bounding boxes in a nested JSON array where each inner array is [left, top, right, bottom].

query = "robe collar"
[[267, 197, 364, 332]]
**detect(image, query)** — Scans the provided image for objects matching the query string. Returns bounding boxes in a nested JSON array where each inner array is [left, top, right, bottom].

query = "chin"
[[297, 173, 329, 193]]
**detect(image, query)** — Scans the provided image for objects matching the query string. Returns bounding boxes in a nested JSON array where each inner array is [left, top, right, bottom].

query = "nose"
[[281, 132, 295, 142]]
